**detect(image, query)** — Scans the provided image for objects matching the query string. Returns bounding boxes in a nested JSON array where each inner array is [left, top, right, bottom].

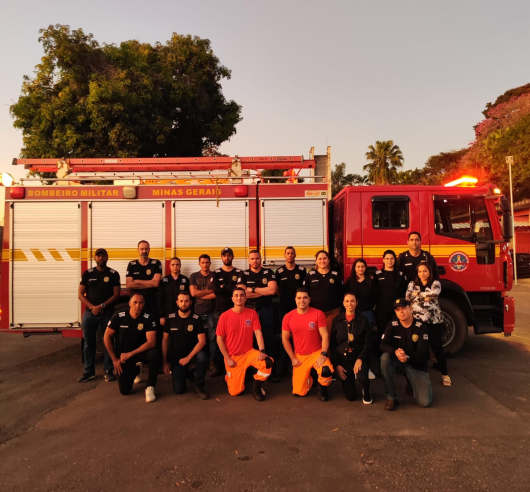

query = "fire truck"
[[0, 151, 515, 354]]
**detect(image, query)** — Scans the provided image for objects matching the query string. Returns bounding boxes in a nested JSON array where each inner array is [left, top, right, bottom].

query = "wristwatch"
[[101, 303, 106, 309], [260, 349, 266, 354], [321, 351, 328, 357]]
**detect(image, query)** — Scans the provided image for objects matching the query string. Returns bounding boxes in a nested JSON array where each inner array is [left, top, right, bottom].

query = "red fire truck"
[[0, 153, 515, 354]]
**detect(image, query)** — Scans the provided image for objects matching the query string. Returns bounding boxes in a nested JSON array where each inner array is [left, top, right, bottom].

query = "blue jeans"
[[258, 306, 275, 357], [200, 313, 220, 366], [81, 310, 113, 375], [361, 310, 376, 330], [380, 352, 432, 407], [171, 350, 209, 394]]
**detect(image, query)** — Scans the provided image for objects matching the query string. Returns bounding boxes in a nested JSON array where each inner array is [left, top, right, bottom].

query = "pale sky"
[[1, 0, 529, 182]]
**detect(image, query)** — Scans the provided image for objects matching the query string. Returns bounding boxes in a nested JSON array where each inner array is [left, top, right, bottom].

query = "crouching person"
[[380, 298, 432, 411], [216, 287, 273, 401], [104, 293, 161, 403], [162, 291, 209, 400]]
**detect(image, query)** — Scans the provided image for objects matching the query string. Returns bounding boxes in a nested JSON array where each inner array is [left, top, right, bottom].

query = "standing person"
[[211, 247, 242, 376], [158, 257, 189, 326], [281, 288, 334, 401], [380, 298, 432, 410], [236, 251, 277, 374], [398, 232, 439, 282], [162, 291, 209, 400], [373, 250, 408, 345], [216, 287, 273, 401], [347, 258, 376, 329], [406, 261, 451, 387], [77, 248, 121, 383], [303, 250, 343, 336], [104, 294, 160, 403], [275, 246, 307, 376], [189, 254, 216, 371], [330, 293, 373, 404]]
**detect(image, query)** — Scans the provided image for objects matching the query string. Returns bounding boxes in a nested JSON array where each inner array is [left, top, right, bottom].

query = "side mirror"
[[502, 212, 513, 241]]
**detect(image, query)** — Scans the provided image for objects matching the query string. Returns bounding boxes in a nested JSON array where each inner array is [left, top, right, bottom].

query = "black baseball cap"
[[221, 247, 234, 256], [393, 298, 410, 309], [95, 248, 108, 256]]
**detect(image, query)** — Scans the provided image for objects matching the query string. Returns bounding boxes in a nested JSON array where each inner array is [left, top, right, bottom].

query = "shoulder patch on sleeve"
[[236, 269, 242, 273], [309, 271, 316, 275], [375, 270, 381, 275], [263, 269, 268, 274], [392, 320, 398, 326], [331, 271, 338, 275], [244, 270, 250, 275], [143, 313, 150, 319], [299, 265, 305, 270], [110, 269, 116, 273], [168, 313, 175, 318], [277, 267, 284, 274], [193, 314, 199, 319], [88, 268, 94, 273], [118, 312, 126, 317], [423, 333, 428, 340], [415, 321, 422, 327], [151, 260, 156, 264], [131, 261, 137, 265], [163, 277, 168, 282], [215, 268, 221, 273]]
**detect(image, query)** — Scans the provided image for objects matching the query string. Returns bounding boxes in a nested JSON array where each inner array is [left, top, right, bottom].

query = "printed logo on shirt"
[[412, 334, 419, 342], [171, 328, 178, 331], [329, 278, 335, 284], [262, 278, 267, 285], [138, 323, 144, 330], [295, 274, 300, 280], [119, 312, 125, 317], [180, 285, 185, 290], [169, 313, 176, 318], [394, 335, 401, 339], [188, 325, 194, 332], [104, 277, 109, 282], [120, 325, 129, 328], [263, 270, 268, 274], [232, 276, 237, 281], [423, 334, 429, 340], [392, 321, 398, 326], [309, 322, 316, 329], [133, 272, 139, 275], [415, 322, 422, 327], [146, 269, 151, 275], [143, 314, 150, 318], [332, 271, 337, 275], [163, 278, 168, 283], [245, 319, 251, 326], [89, 279, 97, 282]]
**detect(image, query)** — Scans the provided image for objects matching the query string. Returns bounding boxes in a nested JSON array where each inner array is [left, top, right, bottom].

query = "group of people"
[[77, 231, 451, 410]]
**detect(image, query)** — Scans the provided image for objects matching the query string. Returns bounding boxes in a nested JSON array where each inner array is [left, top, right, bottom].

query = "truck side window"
[[372, 196, 409, 229]]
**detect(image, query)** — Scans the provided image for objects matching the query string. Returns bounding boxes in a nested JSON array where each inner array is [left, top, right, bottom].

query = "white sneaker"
[[368, 369, 376, 380], [134, 362, 143, 384], [145, 386, 156, 403]]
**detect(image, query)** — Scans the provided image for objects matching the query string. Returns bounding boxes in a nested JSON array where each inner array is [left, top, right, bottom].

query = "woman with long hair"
[[347, 258, 376, 329], [406, 261, 451, 387], [304, 250, 343, 335]]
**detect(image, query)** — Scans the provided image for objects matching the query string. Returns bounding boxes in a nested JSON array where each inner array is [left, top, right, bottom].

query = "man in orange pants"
[[282, 287, 334, 401], [216, 287, 273, 401]]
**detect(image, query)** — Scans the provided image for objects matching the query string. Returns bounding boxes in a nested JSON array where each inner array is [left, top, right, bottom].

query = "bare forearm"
[[217, 336, 230, 358], [187, 339, 206, 360]]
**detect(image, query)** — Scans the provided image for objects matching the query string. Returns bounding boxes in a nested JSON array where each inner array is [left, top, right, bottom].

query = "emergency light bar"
[[444, 176, 478, 187]]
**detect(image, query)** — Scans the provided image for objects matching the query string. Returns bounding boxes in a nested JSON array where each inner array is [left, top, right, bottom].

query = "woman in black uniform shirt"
[[373, 250, 407, 342], [347, 258, 376, 328]]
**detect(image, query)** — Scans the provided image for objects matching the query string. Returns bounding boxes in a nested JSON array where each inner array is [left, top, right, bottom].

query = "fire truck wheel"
[[439, 298, 468, 355]]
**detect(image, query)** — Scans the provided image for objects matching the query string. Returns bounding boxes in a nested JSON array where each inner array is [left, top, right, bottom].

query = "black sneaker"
[[104, 371, 116, 382], [77, 372, 95, 383], [316, 384, 328, 402], [195, 385, 208, 400], [362, 389, 373, 405], [251, 380, 265, 402]]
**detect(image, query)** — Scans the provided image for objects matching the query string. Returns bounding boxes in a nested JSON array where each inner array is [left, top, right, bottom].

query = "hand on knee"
[[321, 366, 332, 378]]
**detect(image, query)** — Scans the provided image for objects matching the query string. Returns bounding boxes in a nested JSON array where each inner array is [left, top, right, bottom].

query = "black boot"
[[316, 384, 328, 402], [195, 384, 208, 400], [251, 380, 265, 402]]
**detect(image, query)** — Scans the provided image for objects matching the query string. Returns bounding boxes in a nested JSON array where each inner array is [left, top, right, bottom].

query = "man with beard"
[[162, 291, 208, 400], [210, 248, 242, 376], [77, 248, 121, 383]]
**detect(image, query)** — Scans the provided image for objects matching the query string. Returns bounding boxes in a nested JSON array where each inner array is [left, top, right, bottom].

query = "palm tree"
[[363, 140, 404, 185]]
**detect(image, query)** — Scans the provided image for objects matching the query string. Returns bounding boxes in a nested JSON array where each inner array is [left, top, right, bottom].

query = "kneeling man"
[[162, 291, 209, 400], [216, 287, 273, 401], [282, 287, 334, 401], [380, 298, 432, 410], [104, 293, 160, 402]]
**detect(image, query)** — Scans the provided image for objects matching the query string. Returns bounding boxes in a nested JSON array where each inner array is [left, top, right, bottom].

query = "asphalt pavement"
[[1, 285, 529, 492]]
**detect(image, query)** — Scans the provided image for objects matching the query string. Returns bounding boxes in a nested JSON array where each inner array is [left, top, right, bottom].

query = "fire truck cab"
[[332, 184, 516, 354]]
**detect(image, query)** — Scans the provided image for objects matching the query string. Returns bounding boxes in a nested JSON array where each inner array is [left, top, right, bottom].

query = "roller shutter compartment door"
[[261, 199, 327, 265], [174, 200, 248, 276], [91, 201, 165, 284], [12, 202, 80, 325]]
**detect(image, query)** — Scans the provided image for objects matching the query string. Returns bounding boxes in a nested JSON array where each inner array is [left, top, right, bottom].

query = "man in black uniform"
[[162, 291, 208, 400], [77, 248, 121, 383], [275, 246, 307, 375], [210, 247, 242, 376], [397, 231, 439, 281], [237, 250, 277, 373], [104, 293, 160, 402], [158, 257, 190, 326], [380, 298, 432, 410]]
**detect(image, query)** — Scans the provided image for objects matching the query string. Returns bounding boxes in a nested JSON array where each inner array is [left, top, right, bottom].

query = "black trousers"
[[117, 348, 161, 395], [171, 350, 209, 394], [339, 359, 370, 401], [426, 323, 448, 375]]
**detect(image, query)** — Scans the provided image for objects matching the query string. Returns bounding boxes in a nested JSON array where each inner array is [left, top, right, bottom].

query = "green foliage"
[[482, 83, 530, 118], [418, 149, 468, 185], [363, 140, 404, 185], [395, 168, 423, 185], [10, 25, 242, 160], [331, 163, 369, 196]]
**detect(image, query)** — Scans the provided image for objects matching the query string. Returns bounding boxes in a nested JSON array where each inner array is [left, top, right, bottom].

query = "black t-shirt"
[[163, 312, 205, 360], [303, 269, 343, 312], [237, 268, 276, 309], [189, 271, 216, 315], [275, 264, 307, 312], [211, 267, 242, 313], [373, 269, 408, 312], [126, 258, 163, 312], [108, 310, 156, 357], [398, 250, 439, 282], [380, 318, 430, 371], [347, 277, 376, 313], [157, 274, 190, 319], [80, 266, 121, 313]]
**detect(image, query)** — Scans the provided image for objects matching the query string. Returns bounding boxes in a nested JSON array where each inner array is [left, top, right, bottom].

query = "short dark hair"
[[285, 246, 296, 253], [315, 250, 330, 259], [130, 293, 145, 301], [170, 257, 181, 263], [408, 231, 421, 241], [249, 249, 261, 257], [295, 287, 309, 295], [177, 291, 191, 300], [343, 291, 357, 300], [199, 254, 211, 261], [137, 240, 150, 248], [233, 286, 246, 296]]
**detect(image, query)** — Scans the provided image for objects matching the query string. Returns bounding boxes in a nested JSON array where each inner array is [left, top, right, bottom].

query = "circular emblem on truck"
[[449, 251, 469, 272]]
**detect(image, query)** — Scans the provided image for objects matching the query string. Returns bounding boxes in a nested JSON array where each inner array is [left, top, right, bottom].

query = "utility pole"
[[506, 156, 517, 285]]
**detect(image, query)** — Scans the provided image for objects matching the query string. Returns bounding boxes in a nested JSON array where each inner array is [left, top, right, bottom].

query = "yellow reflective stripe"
[[66, 248, 81, 261], [346, 246, 362, 257], [347, 244, 479, 258], [13, 249, 28, 261], [429, 245, 477, 257], [48, 249, 64, 261], [31, 249, 46, 261]]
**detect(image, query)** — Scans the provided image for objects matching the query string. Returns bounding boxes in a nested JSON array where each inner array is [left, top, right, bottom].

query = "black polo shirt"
[[373, 269, 408, 311], [275, 264, 307, 313], [108, 310, 156, 357], [80, 266, 121, 314], [189, 271, 216, 315], [157, 274, 190, 319], [237, 268, 276, 309], [212, 267, 242, 313], [126, 258, 163, 312], [398, 249, 439, 281], [164, 312, 205, 360], [303, 269, 343, 312]]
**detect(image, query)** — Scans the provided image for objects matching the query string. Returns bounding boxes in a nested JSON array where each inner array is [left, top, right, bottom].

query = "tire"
[[439, 297, 468, 355]]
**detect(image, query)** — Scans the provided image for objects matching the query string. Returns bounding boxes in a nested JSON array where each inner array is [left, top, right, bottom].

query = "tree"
[[395, 168, 423, 185], [419, 148, 468, 185], [363, 140, 404, 185], [331, 163, 369, 196], [10, 25, 242, 161]]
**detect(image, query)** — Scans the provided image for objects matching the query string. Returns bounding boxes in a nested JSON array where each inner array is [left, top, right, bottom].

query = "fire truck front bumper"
[[503, 296, 515, 336]]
